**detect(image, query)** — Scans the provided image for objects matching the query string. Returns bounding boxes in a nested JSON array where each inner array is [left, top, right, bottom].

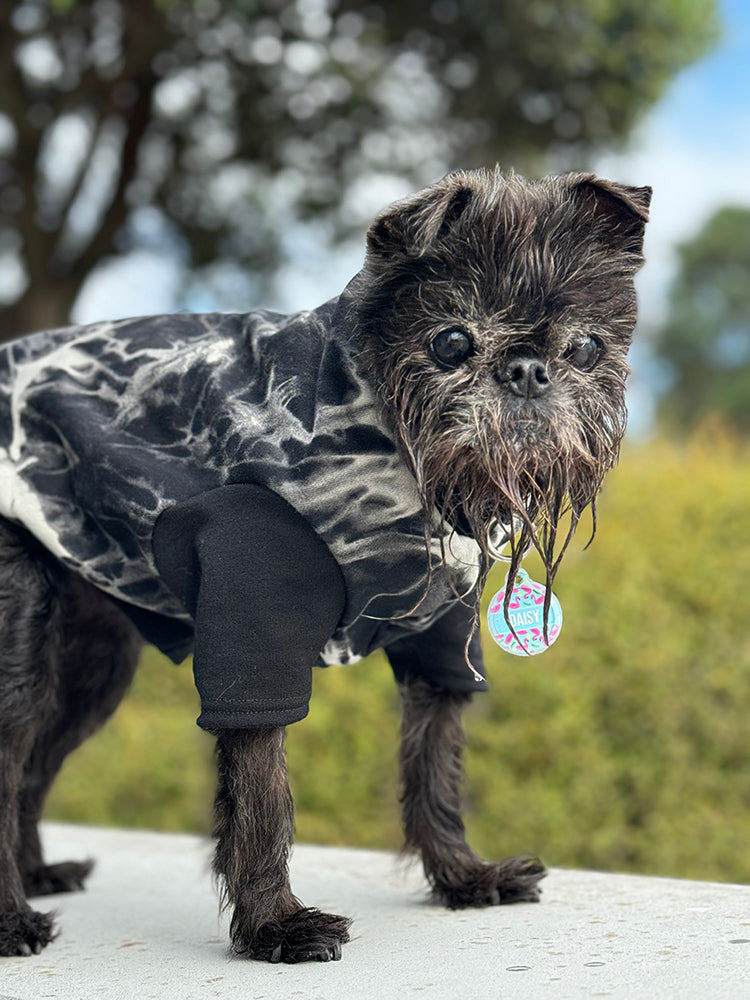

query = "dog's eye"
[[431, 328, 474, 368], [564, 334, 602, 371]]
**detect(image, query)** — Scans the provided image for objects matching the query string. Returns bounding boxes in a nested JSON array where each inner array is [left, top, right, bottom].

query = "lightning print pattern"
[[0, 296, 481, 666]]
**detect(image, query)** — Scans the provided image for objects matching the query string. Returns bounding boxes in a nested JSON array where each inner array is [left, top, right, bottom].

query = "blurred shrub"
[[47, 428, 750, 883], [45, 646, 215, 833]]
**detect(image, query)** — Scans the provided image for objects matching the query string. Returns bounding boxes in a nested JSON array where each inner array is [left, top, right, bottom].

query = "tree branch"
[[69, 71, 158, 278]]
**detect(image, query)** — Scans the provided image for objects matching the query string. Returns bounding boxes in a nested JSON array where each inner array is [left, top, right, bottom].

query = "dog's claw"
[[314, 943, 341, 962], [0, 908, 56, 957], [433, 854, 548, 909], [237, 907, 351, 964]]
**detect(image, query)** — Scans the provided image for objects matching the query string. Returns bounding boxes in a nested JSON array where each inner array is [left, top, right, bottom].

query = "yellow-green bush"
[[47, 429, 750, 883]]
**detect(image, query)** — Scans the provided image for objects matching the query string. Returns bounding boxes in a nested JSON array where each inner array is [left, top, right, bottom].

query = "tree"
[[0, 0, 718, 335], [653, 207, 750, 432]]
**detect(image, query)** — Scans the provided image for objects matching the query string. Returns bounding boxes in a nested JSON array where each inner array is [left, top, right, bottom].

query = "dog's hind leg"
[[399, 677, 547, 908], [17, 576, 142, 899], [0, 520, 62, 955], [212, 727, 351, 963]]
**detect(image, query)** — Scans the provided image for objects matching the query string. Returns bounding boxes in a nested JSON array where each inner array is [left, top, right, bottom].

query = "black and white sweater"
[[0, 291, 487, 728]]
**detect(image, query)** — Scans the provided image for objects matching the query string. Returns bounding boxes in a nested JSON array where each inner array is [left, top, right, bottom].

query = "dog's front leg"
[[212, 727, 351, 963], [399, 677, 546, 908], [152, 484, 350, 959]]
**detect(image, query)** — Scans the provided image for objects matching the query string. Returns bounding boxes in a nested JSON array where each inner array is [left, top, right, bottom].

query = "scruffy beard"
[[390, 373, 627, 645]]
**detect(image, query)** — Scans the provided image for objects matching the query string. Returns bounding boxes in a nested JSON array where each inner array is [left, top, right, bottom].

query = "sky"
[[594, 0, 750, 430], [600, 0, 750, 324], [72, 0, 750, 433]]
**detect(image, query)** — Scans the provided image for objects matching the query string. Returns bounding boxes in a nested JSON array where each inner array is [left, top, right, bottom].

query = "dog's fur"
[[0, 169, 650, 962]]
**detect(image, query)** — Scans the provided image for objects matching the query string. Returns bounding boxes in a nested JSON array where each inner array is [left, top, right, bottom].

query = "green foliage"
[[46, 648, 215, 832], [407, 0, 718, 165], [47, 430, 750, 883], [653, 206, 750, 431], [0, 0, 718, 333]]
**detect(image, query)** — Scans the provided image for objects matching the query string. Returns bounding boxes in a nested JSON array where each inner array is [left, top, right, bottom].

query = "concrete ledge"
[[1, 823, 749, 999]]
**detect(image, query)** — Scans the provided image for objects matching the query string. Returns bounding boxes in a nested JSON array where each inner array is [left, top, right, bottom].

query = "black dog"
[[0, 168, 650, 962]]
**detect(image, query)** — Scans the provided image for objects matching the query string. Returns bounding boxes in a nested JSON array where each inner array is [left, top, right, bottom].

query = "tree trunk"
[[0, 280, 82, 341]]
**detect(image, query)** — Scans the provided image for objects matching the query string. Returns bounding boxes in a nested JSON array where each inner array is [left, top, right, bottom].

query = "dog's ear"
[[567, 173, 652, 255], [366, 176, 475, 260]]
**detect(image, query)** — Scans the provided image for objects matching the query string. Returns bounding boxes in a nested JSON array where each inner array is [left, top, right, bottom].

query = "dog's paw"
[[0, 908, 57, 956], [433, 854, 547, 909], [23, 859, 94, 898], [235, 908, 352, 963]]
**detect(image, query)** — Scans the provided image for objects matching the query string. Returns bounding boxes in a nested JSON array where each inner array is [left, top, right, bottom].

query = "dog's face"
[[353, 169, 651, 606]]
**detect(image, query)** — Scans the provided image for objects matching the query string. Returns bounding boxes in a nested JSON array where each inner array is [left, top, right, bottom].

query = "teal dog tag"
[[487, 568, 563, 656]]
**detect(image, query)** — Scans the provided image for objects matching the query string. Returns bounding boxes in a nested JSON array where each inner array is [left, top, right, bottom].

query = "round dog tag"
[[487, 568, 563, 656]]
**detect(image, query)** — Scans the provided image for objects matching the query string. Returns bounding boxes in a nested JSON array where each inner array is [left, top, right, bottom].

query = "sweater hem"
[[196, 701, 310, 730]]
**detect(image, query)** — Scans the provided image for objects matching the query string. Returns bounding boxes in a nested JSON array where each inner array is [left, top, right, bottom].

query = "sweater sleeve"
[[152, 483, 346, 730], [384, 594, 489, 694]]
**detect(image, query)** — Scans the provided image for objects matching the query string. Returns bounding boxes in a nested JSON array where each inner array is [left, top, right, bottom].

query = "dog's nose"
[[503, 356, 550, 399]]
